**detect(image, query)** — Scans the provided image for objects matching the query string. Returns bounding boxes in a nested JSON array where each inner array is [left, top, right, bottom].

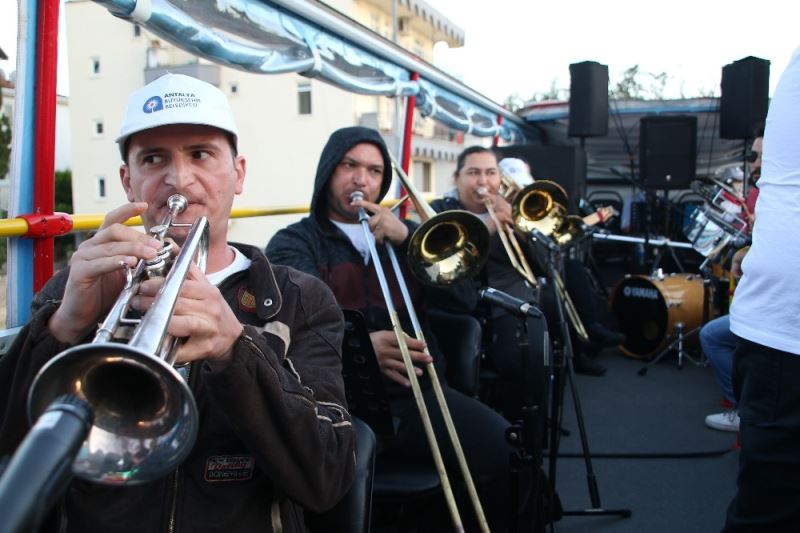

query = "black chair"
[[306, 416, 376, 533], [341, 309, 485, 530], [427, 308, 483, 398]]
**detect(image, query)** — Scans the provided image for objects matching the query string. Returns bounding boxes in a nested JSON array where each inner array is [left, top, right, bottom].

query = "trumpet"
[[353, 158, 491, 532], [28, 194, 207, 485], [477, 185, 537, 287]]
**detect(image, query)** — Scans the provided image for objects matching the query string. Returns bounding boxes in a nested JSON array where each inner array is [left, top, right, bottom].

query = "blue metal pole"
[[7, 0, 39, 326]]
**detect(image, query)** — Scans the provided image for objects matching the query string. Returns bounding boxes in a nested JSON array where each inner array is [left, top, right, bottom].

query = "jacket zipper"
[[167, 362, 194, 533]]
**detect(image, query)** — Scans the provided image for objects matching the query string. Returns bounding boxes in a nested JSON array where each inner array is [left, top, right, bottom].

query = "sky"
[[0, 0, 798, 101], [425, 0, 799, 103]]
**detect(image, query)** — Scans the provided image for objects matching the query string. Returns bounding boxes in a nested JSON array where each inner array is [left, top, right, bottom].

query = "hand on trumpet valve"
[[132, 260, 243, 366], [349, 193, 410, 245], [49, 202, 164, 345], [369, 330, 432, 387]]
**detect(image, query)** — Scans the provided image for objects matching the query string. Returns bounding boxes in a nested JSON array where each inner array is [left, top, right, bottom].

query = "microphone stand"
[[532, 233, 632, 522], [0, 395, 93, 533], [479, 286, 550, 533]]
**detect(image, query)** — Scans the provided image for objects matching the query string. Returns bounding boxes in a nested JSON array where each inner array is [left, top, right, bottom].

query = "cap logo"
[[142, 96, 163, 113]]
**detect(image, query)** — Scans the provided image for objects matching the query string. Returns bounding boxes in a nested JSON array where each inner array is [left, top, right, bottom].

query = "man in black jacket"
[[0, 73, 355, 532], [267, 126, 517, 532]]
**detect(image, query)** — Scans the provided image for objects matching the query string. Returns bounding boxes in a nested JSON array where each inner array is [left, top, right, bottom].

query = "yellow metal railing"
[[0, 197, 423, 238]]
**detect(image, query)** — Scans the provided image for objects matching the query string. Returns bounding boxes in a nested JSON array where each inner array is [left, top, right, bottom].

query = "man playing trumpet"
[[0, 74, 355, 532]]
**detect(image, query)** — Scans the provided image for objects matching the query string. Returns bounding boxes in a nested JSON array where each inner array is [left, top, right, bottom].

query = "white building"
[[65, 0, 471, 246], [0, 86, 72, 211]]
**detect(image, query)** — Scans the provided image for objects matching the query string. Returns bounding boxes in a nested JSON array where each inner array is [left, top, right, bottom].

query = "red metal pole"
[[32, 0, 60, 291], [493, 115, 503, 147], [399, 72, 419, 219]]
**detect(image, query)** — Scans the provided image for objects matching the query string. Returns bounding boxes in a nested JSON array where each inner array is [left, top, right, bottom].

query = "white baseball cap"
[[498, 157, 534, 188], [116, 73, 238, 158]]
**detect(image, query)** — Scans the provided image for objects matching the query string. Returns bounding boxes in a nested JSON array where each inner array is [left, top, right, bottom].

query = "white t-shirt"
[[730, 46, 800, 355], [331, 219, 374, 265], [206, 246, 251, 286]]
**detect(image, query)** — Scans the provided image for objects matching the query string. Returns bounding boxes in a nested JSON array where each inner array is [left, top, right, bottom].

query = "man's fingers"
[[355, 199, 382, 214], [99, 202, 148, 230], [71, 255, 139, 280]]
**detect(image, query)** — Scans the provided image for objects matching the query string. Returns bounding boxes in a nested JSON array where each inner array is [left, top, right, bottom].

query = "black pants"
[[384, 386, 515, 533], [724, 337, 800, 532]]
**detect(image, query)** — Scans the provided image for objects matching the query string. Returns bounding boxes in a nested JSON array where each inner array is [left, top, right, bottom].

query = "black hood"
[[310, 126, 393, 223]]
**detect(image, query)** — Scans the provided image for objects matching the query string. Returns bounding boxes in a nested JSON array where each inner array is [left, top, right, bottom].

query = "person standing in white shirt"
[[725, 46, 800, 532]]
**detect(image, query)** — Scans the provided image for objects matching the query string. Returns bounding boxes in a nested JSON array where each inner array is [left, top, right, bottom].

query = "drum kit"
[[610, 175, 750, 363]]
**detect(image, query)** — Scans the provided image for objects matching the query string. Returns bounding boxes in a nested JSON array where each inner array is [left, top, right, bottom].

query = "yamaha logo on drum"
[[623, 286, 659, 300]]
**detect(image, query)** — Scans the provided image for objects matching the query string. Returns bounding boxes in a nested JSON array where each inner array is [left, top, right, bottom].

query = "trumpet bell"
[[408, 210, 490, 286], [28, 343, 198, 485]]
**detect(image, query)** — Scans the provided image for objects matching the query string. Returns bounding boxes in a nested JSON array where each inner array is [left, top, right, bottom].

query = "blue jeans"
[[699, 315, 737, 405]]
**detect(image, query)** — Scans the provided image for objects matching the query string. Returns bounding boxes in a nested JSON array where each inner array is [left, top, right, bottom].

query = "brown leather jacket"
[[0, 243, 355, 532]]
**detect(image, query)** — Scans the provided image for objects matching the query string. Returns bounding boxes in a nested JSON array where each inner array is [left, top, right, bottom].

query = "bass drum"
[[611, 273, 711, 359]]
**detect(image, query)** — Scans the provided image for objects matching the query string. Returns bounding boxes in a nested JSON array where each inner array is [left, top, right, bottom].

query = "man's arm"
[[202, 272, 355, 512]]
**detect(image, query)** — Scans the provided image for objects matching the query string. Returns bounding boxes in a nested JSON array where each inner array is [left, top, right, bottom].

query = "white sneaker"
[[705, 410, 740, 432]]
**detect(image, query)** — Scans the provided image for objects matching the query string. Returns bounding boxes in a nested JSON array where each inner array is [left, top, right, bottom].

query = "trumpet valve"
[[145, 242, 174, 278]]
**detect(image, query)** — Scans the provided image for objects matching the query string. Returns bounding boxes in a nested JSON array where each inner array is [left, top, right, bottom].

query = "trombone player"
[[430, 148, 617, 406], [0, 74, 355, 532], [266, 126, 516, 532]]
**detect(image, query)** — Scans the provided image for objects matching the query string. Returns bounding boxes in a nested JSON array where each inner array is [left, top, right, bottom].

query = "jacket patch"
[[238, 287, 257, 313], [204, 455, 255, 482]]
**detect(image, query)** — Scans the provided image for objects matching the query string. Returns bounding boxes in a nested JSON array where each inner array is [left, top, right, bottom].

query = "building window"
[[91, 57, 101, 75], [413, 161, 433, 193], [230, 82, 239, 95], [94, 120, 104, 136], [97, 176, 106, 199], [297, 82, 312, 115], [133, 24, 141, 37]]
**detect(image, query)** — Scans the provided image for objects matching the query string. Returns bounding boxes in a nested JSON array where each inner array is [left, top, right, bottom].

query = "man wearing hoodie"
[[267, 127, 521, 532]]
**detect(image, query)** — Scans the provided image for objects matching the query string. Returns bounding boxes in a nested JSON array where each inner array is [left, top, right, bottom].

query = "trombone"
[[507, 181, 591, 344], [477, 183, 537, 287], [28, 195, 206, 485], [352, 160, 491, 533]]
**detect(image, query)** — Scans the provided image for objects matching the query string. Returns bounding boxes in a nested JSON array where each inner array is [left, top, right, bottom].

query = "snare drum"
[[611, 273, 711, 359]]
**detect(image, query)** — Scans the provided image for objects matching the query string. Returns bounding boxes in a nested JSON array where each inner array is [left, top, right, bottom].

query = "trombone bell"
[[407, 210, 489, 286], [512, 180, 569, 238]]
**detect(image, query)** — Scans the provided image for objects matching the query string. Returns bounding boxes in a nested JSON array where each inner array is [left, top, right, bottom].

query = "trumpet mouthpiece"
[[167, 194, 188, 213]]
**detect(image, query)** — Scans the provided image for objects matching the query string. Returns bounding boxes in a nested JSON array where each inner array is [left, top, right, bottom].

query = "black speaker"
[[568, 61, 609, 138], [720, 56, 770, 140], [497, 145, 587, 212], [639, 116, 697, 190]]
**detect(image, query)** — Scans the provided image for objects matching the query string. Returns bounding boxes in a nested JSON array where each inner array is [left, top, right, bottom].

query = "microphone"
[[479, 287, 543, 318], [0, 395, 93, 533], [529, 228, 559, 252]]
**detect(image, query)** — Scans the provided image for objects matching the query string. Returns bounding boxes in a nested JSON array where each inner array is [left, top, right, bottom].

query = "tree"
[[611, 64, 670, 100], [54, 169, 75, 267], [0, 113, 11, 179], [54, 169, 73, 213]]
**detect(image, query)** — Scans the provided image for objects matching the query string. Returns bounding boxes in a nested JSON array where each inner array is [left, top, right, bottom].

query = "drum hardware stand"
[[651, 241, 685, 274], [637, 322, 704, 376], [532, 238, 632, 523]]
